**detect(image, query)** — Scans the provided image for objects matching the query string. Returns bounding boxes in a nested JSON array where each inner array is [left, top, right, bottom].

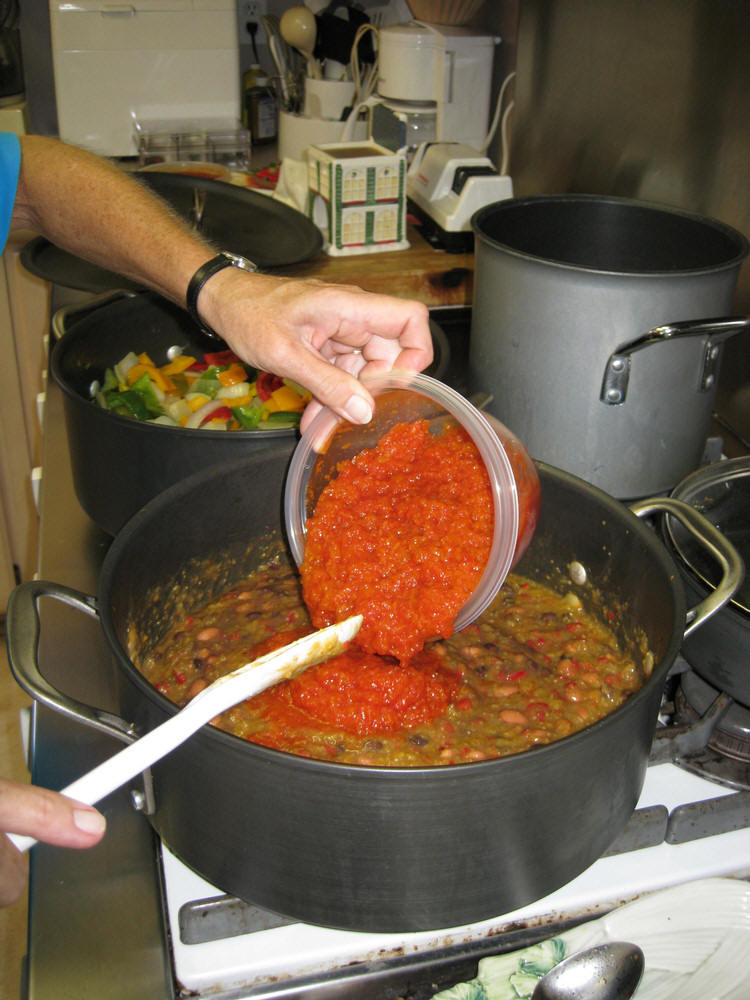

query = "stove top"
[[161, 661, 750, 998]]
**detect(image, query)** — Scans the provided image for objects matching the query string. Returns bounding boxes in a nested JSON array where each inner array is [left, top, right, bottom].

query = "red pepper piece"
[[204, 349, 243, 366], [256, 371, 284, 400], [200, 405, 233, 426]]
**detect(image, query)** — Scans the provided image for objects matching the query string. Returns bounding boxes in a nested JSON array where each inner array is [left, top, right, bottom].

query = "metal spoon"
[[532, 941, 645, 1000], [9, 616, 361, 853]]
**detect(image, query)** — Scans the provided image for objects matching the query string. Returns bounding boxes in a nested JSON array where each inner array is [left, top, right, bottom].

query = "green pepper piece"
[[231, 403, 264, 429], [130, 371, 164, 417], [264, 410, 302, 427], [106, 389, 150, 421], [192, 366, 222, 398], [101, 367, 119, 393]]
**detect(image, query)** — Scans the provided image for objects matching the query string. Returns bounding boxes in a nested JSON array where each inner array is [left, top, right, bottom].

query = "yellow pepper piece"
[[186, 394, 210, 411], [126, 362, 174, 394], [228, 395, 252, 408], [270, 384, 306, 411], [160, 355, 197, 376], [217, 363, 248, 387]]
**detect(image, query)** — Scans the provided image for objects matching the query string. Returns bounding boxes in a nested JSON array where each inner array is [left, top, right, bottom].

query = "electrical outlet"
[[238, 0, 267, 45]]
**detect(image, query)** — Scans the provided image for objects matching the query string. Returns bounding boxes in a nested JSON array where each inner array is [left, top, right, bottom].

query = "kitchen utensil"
[[531, 941, 645, 1000], [664, 456, 750, 705], [284, 370, 541, 629], [280, 5, 321, 78], [469, 194, 749, 499], [8, 616, 361, 854], [49, 291, 450, 537], [6, 448, 740, 931]]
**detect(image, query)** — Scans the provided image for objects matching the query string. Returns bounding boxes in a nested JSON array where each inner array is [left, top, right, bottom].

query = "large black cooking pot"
[[6, 454, 741, 932], [50, 290, 450, 537]]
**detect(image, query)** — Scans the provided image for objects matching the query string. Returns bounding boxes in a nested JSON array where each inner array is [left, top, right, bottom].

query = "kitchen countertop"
[[281, 221, 474, 308]]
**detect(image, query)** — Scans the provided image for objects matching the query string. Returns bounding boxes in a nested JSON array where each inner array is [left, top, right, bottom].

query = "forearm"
[[12, 135, 214, 305]]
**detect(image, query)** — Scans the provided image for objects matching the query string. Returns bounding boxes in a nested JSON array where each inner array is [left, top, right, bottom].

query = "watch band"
[[186, 251, 258, 339]]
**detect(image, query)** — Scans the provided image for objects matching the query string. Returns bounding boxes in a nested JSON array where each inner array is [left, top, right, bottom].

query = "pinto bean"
[[188, 678, 207, 699], [499, 709, 528, 726], [196, 626, 221, 642], [492, 682, 520, 698]]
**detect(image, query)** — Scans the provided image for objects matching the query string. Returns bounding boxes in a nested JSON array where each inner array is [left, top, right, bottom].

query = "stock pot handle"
[[629, 496, 745, 638], [5, 580, 137, 743], [601, 316, 750, 405]]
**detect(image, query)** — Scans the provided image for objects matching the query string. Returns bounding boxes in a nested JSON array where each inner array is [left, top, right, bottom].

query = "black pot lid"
[[21, 172, 323, 293], [667, 456, 750, 614]]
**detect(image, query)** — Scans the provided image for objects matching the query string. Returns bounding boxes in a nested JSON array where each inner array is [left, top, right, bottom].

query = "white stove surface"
[[162, 762, 750, 996]]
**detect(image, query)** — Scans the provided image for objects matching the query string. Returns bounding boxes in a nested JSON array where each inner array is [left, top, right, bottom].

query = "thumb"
[[0, 778, 106, 850], [293, 353, 376, 429]]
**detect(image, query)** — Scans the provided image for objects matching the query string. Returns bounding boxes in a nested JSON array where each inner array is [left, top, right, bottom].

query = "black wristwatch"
[[186, 251, 258, 339]]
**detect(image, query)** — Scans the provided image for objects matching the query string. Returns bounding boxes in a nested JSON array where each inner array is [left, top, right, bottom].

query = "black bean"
[[408, 734, 429, 747], [363, 739, 384, 752]]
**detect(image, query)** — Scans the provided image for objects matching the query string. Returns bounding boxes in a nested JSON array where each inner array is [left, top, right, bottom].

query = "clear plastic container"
[[284, 371, 540, 632]]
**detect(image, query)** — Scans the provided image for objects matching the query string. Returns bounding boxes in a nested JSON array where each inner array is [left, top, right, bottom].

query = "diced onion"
[[217, 381, 251, 400], [166, 399, 193, 422], [185, 399, 229, 429], [113, 352, 140, 385]]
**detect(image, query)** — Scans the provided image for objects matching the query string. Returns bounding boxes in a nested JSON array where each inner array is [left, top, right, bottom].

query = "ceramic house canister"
[[307, 140, 409, 256]]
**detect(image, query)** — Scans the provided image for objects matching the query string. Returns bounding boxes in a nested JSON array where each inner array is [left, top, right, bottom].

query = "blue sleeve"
[[0, 132, 21, 253]]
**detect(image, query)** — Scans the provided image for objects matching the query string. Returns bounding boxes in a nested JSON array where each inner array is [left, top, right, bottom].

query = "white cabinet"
[[0, 231, 50, 609], [50, 0, 241, 156]]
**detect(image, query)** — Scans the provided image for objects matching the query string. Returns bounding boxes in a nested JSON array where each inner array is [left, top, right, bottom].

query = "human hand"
[[198, 271, 433, 431], [0, 778, 106, 907]]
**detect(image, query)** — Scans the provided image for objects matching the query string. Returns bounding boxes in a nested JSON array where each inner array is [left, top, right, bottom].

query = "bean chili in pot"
[[140, 557, 646, 767]]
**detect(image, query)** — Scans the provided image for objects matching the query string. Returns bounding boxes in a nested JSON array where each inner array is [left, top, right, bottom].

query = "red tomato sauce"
[[253, 649, 459, 743], [300, 420, 494, 664]]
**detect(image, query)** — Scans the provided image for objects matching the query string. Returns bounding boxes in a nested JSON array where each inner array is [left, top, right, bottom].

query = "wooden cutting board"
[[281, 222, 475, 308]]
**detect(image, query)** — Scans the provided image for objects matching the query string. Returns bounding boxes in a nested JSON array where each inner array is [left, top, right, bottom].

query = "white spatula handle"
[[8, 616, 361, 853]]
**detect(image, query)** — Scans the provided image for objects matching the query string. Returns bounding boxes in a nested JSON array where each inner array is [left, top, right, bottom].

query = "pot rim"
[[471, 193, 750, 279], [98, 456, 681, 778]]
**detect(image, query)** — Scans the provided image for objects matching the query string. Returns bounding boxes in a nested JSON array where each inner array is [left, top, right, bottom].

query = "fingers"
[[0, 778, 106, 850], [0, 779, 106, 908], [0, 836, 27, 907]]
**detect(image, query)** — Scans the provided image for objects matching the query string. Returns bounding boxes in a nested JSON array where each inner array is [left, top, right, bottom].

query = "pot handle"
[[6, 580, 137, 744], [629, 496, 745, 638], [601, 316, 750, 405]]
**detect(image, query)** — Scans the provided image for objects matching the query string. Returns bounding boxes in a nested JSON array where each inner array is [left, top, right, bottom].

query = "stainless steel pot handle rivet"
[[5, 579, 138, 744], [630, 495, 745, 637], [601, 316, 750, 405]]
